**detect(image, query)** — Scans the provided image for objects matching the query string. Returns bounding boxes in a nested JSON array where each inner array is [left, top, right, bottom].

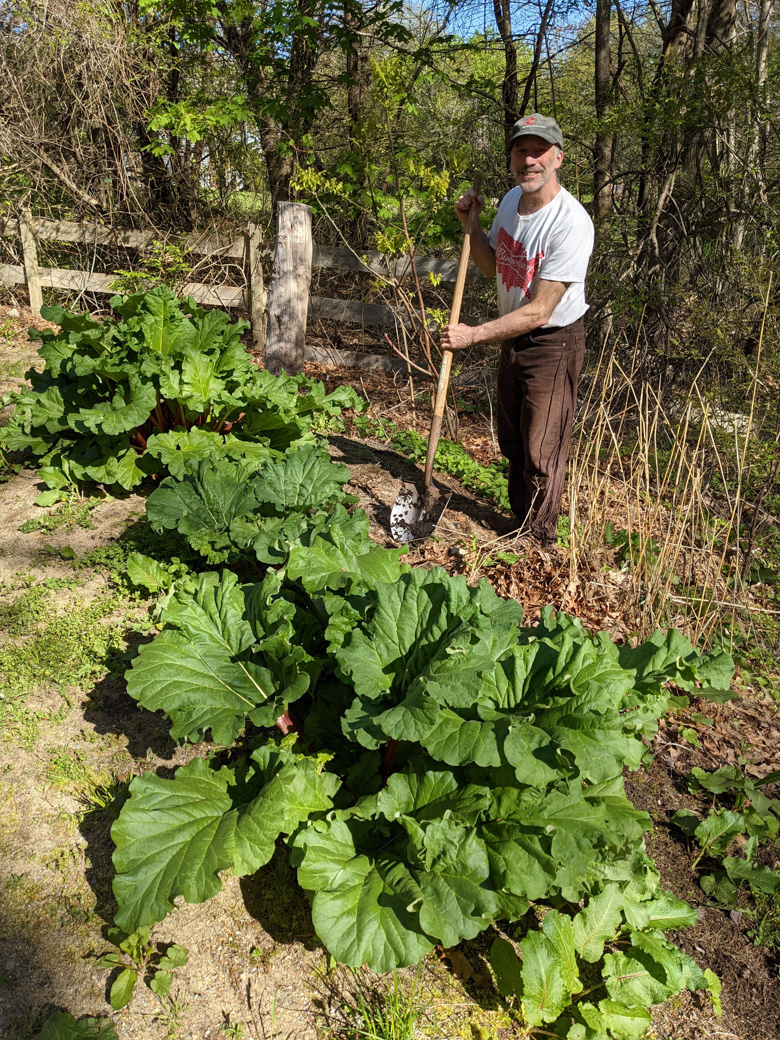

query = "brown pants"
[[496, 319, 585, 546]]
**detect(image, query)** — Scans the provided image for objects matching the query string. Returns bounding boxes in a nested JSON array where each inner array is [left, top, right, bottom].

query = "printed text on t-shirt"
[[496, 227, 544, 296]]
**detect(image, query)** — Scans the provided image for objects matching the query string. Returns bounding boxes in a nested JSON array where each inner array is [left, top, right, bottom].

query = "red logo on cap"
[[526, 116, 536, 124]]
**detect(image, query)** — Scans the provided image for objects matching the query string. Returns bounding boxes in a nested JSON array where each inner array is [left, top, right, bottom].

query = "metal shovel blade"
[[390, 483, 447, 543]]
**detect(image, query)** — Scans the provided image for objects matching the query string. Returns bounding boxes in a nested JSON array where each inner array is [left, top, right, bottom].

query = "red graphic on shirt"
[[495, 227, 544, 295]]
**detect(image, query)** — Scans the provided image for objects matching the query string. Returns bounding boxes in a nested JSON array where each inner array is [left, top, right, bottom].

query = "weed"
[[95, 926, 189, 1012], [18, 496, 99, 533], [221, 1020, 249, 1040], [333, 967, 428, 1040], [44, 748, 114, 803], [0, 586, 128, 748]]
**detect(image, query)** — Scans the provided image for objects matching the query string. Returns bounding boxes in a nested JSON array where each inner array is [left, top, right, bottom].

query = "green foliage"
[[491, 890, 713, 1036], [1, 288, 361, 492], [145, 445, 356, 565], [112, 511, 733, 975], [111, 240, 192, 294], [604, 523, 661, 569], [671, 765, 780, 915], [95, 926, 188, 1010], [38, 1011, 118, 1040], [389, 429, 510, 511]]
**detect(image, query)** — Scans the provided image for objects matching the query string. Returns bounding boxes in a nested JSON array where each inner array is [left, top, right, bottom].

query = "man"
[[441, 113, 594, 547]]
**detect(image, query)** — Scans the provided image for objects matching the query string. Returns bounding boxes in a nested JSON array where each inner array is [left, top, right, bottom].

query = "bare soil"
[[0, 308, 779, 1039]]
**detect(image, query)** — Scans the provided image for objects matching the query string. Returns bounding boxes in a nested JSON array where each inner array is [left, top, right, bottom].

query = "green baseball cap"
[[508, 114, 563, 150]]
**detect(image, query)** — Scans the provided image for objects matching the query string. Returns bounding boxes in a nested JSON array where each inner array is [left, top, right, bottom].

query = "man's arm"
[[441, 278, 569, 350], [454, 188, 496, 278]]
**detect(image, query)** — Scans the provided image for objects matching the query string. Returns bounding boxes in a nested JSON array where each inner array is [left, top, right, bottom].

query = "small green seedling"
[[95, 926, 188, 1010]]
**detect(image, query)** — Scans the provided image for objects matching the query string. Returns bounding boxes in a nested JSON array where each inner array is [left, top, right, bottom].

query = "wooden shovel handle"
[[423, 173, 483, 489]]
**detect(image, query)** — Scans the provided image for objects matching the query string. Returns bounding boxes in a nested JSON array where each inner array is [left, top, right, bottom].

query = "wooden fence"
[[0, 210, 485, 359]]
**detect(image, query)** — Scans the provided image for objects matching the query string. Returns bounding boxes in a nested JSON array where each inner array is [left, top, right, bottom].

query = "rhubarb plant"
[[145, 445, 357, 564], [1, 287, 361, 490], [113, 543, 733, 995]]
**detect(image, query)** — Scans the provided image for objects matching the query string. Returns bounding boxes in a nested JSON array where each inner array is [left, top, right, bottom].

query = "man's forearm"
[[468, 227, 497, 278], [459, 301, 551, 347]]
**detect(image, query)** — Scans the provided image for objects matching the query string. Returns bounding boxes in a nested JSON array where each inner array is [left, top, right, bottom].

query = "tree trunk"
[[265, 202, 313, 375], [593, 0, 614, 219], [492, 0, 518, 158]]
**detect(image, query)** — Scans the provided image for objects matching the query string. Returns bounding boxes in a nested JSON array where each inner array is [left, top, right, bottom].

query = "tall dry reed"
[[567, 285, 776, 650]]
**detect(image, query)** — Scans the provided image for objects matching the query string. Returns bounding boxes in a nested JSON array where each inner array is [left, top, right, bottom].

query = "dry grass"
[[567, 291, 778, 653]]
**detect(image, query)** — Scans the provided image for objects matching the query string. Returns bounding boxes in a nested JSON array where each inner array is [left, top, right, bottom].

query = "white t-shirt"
[[487, 185, 594, 328]]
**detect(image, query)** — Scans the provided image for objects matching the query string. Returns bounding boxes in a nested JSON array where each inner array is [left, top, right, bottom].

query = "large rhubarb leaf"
[[291, 816, 435, 971], [145, 429, 272, 479], [335, 569, 521, 754], [519, 911, 581, 1025], [112, 743, 338, 932], [253, 445, 352, 511], [146, 459, 264, 563], [112, 757, 237, 931], [291, 760, 502, 966], [127, 572, 306, 744], [286, 521, 408, 593]]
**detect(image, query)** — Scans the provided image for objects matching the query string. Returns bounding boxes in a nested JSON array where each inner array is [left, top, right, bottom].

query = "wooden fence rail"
[[0, 211, 486, 369]]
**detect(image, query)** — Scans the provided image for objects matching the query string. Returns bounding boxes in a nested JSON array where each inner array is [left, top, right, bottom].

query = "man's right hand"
[[454, 188, 484, 228]]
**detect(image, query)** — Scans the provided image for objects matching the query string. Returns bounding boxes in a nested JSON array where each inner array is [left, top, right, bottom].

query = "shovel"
[[390, 173, 483, 544]]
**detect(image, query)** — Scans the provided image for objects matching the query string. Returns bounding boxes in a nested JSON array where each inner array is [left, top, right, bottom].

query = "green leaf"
[[39, 1011, 118, 1040], [723, 857, 780, 893], [629, 929, 708, 991], [670, 809, 700, 837], [695, 810, 745, 857], [77, 372, 157, 436], [35, 488, 63, 507], [519, 924, 574, 1026], [253, 445, 352, 511], [146, 459, 262, 563], [579, 999, 651, 1040], [621, 890, 699, 931], [602, 948, 672, 1006], [490, 936, 523, 998], [149, 970, 173, 998], [413, 817, 499, 947], [573, 884, 623, 962], [287, 522, 407, 593], [109, 966, 138, 1010], [704, 968, 723, 1015], [157, 943, 189, 969], [126, 573, 286, 745], [111, 758, 237, 932], [232, 743, 340, 876], [112, 743, 338, 934], [292, 817, 434, 971], [126, 552, 174, 593]]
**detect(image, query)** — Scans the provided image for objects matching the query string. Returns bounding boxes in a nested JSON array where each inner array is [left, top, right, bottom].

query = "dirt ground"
[[1, 306, 779, 1040]]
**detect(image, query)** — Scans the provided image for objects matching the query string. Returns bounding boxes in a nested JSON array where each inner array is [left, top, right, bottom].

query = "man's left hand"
[[440, 323, 474, 351]]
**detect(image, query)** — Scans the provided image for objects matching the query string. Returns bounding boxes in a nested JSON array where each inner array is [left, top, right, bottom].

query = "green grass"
[[18, 496, 99, 533], [0, 585, 128, 749], [333, 968, 428, 1040]]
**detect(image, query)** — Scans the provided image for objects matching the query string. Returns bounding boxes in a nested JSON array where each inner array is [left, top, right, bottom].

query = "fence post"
[[247, 222, 267, 354], [265, 202, 312, 375], [20, 209, 43, 316]]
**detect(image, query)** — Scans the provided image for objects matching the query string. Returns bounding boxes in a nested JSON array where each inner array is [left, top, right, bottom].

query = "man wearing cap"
[[441, 113, 594, 547]]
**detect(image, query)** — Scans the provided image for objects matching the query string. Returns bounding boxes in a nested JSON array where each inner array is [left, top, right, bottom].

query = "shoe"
[[486, 514, 522, 536]]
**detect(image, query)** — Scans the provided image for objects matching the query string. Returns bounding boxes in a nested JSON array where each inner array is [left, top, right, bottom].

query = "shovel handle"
[[423, 173, 483, 489]]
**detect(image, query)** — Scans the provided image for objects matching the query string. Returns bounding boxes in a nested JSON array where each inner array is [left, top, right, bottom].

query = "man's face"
[[509, 135, 563, 194]]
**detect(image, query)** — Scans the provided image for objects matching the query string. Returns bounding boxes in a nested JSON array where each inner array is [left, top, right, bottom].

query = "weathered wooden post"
[[264, 202, 312, 375], [246, 222, 267, 354], [20, 208, 43, 316]]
